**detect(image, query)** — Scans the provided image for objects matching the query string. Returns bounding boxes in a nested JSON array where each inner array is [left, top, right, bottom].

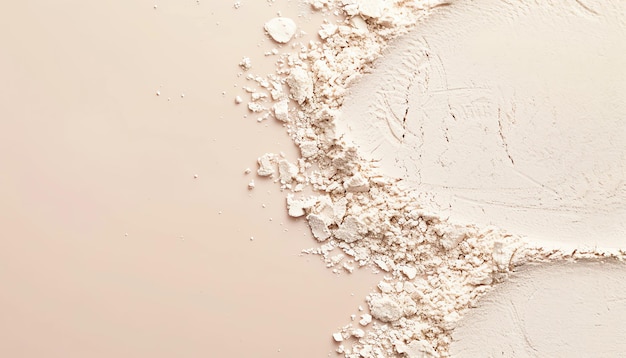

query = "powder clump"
[[264, 17, 298, 43]]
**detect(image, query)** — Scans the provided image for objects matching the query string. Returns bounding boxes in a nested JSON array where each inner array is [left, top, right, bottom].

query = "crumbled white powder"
[[264, 17, 298, 43], [239, 56, 252, 70], [318, 23, 338, 39], [307, 213, 332, 241], [247, 102, 266, 113], [257, 153, 277, 177], [285, 67, 313, 104], [251, 92, 267, 101], [352, 328, 365, 338], [359, 314, 372, 326], [333, 332, 344, 342], [244, 0, 626, 356], [286, 194, 317, 217], [277, 158, 298, 183], [272, 99, 289, 122]]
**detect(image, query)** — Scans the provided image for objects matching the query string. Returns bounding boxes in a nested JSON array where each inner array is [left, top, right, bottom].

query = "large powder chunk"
[[396, 340, 440, 358], [307, 214, 332, 241], [286, 68, 313, 104], [264, 17, 297, 43], [368, 294, 403, 322], [334, 215, 364, 243]]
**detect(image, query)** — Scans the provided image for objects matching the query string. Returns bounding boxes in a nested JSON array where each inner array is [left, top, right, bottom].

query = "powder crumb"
[[285, 67, 313, 104], [235, 95, 243, 104], [332, 332, 344, 342], [248, 180, 255, 189], [367, 294, 403, 322], [247, 102, 267, 113], [277, 158, 298, 183], [239, 57, 252, 70], [396, 340, 440, 358], [264, 17, 297, 44], [251, 92, 268, 101], [286, 194, 317, 217], [318, 23, 338, 39], [359, 314, 372, 326], [233, 1, 241, 9], [307, 214, 332, 241], [273, 99, 289, 122], [351, 328, 365, 338], [257, 153, 277, 177], [401, 265, 418, 280]]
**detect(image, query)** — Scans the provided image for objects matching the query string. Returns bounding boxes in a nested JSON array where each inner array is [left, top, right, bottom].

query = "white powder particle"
[[307, 214, 331, 241], [239, 56, 252, 70], [277, 159, 298, 184], [272, 99, 289, 122], [368, 294, 403, 322], [318, 23, 338, 39], [352, 328, 365, 338], [264, 17, 297, 44], [257, 153, 277, 177], [286, 194, 317, 217], [359, 314, 372, 326], [396, 340, 440, 358], [247, 102, 266, 113], [285, 67, 313, 104], [357, 0, 387, 19], [401, 265, 418, 280]]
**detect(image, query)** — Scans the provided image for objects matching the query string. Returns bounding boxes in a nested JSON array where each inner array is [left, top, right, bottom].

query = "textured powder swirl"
[[241, 0, 626, 356]]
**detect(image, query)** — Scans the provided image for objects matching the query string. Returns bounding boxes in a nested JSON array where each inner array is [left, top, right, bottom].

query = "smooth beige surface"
[[0, 2, 377, 357]]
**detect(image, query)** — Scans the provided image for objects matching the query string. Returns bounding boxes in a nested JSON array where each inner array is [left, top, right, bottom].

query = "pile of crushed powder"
[[237, 1, 626, 356]]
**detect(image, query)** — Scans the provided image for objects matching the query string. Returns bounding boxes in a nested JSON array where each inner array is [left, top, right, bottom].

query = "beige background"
[[0, 1, 377, 357]]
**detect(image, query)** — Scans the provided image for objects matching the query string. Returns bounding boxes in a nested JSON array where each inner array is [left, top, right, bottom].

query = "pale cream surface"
[[0, 1, 377, 357], [340, 0, 626, 248], [337, 1, 626, 356], [451, 261, 626, 357]]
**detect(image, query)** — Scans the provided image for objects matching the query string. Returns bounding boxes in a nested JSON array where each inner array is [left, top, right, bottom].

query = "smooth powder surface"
[[339, 0, 626, 247]]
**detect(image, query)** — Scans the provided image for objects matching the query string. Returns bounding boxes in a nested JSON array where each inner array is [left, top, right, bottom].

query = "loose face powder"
[[240, 0, 626, 356]]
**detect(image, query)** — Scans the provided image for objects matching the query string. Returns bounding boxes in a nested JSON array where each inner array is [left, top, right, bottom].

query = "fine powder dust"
[[238, 0, 626, 357]]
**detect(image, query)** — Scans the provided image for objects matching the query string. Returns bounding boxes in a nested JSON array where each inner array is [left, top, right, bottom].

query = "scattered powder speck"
[[240, 0, 626, 356]]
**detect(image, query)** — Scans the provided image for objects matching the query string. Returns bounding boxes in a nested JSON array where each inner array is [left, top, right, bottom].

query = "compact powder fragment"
[[264, 17, 297, 43]]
